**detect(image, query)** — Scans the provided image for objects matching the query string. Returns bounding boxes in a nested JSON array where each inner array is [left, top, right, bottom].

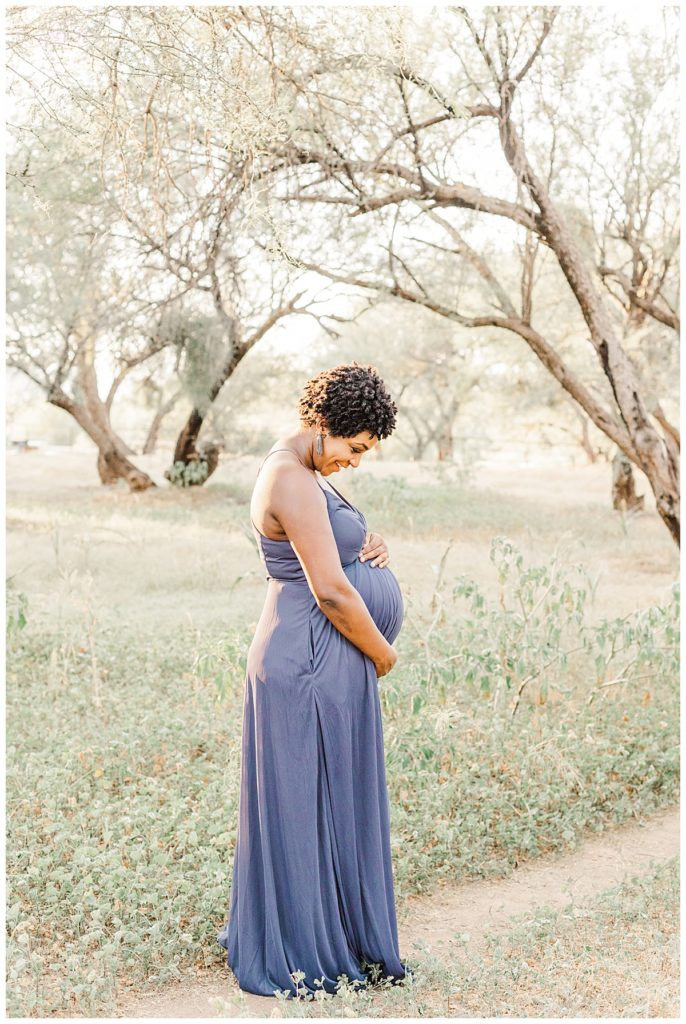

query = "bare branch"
[[286, 252, 636, 460], [281, 148, 542, 229], [512, 9, 557, 83], [599, 266, 680, 333]]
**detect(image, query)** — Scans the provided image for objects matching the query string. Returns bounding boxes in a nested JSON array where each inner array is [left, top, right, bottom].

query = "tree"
[[5, 122, 169, 490], [6, 6, 335, 487], [140, 377, 183, 455], [243, 6, 679, 543]]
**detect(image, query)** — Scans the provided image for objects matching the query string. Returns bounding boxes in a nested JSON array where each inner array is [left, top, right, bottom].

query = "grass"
[[5, 452, 680, 1016], [5, 465, 665, 550], [463, 856, 680, 1018]]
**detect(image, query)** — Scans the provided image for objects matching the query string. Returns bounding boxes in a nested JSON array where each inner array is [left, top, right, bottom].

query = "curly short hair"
[[298, 362, 398, 441]]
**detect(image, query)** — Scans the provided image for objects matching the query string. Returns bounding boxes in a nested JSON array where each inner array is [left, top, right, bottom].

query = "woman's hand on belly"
[[359, 530, 391, 568]]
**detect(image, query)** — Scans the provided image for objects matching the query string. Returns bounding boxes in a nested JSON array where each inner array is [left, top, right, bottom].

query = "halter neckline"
[[252, 447, 365, 543]]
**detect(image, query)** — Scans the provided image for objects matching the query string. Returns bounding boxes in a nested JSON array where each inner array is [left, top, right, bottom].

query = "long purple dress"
[[217, 449, 409, 998]]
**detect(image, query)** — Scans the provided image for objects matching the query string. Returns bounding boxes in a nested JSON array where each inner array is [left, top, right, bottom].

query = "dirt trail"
[[114, 805, 679, 1019]]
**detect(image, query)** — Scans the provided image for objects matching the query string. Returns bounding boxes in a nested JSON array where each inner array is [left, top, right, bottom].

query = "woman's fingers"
[[360, 544, 386, 562], [361, 547, 390, 567], [359, 532, 390, 567]]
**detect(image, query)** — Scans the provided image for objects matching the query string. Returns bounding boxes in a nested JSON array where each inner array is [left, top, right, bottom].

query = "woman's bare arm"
[[253, 459, 396, 674]]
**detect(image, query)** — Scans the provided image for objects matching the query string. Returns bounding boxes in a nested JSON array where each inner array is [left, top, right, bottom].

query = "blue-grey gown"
[[217, 450, 408, 998]]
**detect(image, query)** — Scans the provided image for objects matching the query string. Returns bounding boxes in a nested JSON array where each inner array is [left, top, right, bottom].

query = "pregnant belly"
[[346, 558, 405, 645]]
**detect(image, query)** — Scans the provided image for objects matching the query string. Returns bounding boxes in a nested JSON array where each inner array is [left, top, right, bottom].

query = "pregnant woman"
[[217, 362, 410, 999]]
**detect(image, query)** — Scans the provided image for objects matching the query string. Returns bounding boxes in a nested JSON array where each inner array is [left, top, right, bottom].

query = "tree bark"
[[48, 386, 155, 491], [167, 294, 305, 485], [436, 424, 453, 461], [172, 407, 209, 467], [577, 411, 598, 465], [282, 80, 680, 544], [612, 451, 645, 512], [495, 81, 679, 544]]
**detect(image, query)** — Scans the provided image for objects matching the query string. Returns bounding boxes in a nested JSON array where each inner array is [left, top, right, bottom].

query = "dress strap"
[[254, 446, 366, 531], [257, 448, 301, 474], [257, 447, 357, 509], [319, 476, 357, 512]]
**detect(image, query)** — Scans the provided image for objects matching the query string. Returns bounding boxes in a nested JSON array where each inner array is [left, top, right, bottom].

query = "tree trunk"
[[434, 390, 459, 463], [436, 424, 454, 461], [48, 389, 155, 491], [497, 89, 680, 545], [166, 295, 304, 485], [575, 408, 598, 464], [143, 389, 182, 454], [167, 408, 224, 485], [66, 337, 154, 488], [110, 431, 137, 457], [94, 444, 154, 489], [172, 408, 205, 466], [164, 437, 222, 486], [168, 339, 242, 485], [612, 451, 645, 512]]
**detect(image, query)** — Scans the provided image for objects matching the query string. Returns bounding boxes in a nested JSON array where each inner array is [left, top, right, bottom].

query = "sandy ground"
[[7, 448, 678, 632], [3, 445, 658, 507], [111, 804, 679, 1018]]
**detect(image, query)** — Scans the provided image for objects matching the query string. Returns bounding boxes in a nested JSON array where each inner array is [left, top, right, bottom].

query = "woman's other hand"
[[373, 645, 397, 678]]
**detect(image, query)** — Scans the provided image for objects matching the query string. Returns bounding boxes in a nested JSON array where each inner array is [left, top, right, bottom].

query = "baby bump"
[[248, 567, 404, 693], [346, 559, 405, 645]]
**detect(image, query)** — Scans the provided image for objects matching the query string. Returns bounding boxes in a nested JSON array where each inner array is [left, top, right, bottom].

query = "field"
[[6, 447, 680, 1017]]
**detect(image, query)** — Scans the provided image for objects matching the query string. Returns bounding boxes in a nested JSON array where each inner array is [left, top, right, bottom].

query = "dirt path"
[[114, 805, 679, 1018]]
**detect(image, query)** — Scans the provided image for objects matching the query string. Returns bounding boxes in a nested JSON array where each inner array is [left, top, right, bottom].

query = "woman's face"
[[321, 430, 378, 473]]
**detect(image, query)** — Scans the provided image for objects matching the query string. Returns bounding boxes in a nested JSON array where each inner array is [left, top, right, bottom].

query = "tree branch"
[[279, 149, 541, 230], [598, 266, 680, 333], [287, 254, 637, 460]]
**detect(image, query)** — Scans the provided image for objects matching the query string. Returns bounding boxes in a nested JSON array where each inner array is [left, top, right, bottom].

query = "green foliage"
[[379, 537, 679, 895], [6, 626, 246, 1016], [451, 535, 594, 709], [7, 562, 679, 1015], [447, 537, 679, 713], [6, 589, 29, 633], [193, 631, 248, 702], [166, 459, 210, 488]]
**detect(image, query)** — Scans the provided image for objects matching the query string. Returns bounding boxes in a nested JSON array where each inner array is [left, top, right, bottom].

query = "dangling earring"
[[315, 432, 324, 456]]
